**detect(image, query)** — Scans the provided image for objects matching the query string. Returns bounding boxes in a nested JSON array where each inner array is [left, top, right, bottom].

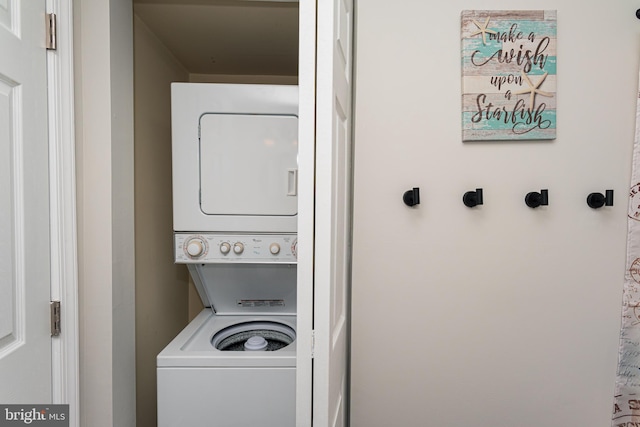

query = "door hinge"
[[311, 330, 315, 359], [46, 13, 57, 50], [50, 301, 61, 336]]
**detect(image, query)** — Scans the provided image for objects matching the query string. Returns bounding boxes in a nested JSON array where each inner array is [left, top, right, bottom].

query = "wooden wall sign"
[[461, 10, 557, 141]]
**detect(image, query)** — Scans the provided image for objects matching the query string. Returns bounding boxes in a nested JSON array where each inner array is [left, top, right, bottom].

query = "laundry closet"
[[74, 0, 350, 425], [132, 2, 299, 426]]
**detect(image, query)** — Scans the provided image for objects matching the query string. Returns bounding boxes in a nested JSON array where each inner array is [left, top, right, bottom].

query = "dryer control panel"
[[175, 233, 297, 263]]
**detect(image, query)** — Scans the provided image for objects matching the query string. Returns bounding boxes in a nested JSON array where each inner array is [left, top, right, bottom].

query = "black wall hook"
[[403, 187, 420, 207], [525, 189, 548, 208], [636, 8, 640, 19], [463, 188, 483, 208], [587, 190, 614, 209]]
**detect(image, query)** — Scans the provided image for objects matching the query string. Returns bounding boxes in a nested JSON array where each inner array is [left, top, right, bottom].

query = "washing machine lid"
[[188, 263, 297, 315]]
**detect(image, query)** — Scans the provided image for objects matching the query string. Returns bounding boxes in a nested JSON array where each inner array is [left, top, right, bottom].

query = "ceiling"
[[133, 0, 299, 76]]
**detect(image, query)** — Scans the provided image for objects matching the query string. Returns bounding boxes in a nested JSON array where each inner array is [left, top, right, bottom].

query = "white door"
[[0, 0, 52, 402], [313, 0, 353, 426]]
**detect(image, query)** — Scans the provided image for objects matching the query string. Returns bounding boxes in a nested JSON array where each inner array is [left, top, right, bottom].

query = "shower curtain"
[[613, 71, 640, 427]]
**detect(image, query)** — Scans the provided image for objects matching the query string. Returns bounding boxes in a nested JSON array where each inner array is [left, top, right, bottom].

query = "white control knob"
[[233, 242, 244, 254], [219, 242, 231, 255], [269, 243, 281, 255], [186, 238, 205, 258]]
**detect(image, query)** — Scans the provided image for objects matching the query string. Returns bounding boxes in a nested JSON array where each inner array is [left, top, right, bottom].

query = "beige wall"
[[189, 73, 297, 85], [133, 15, 190, 427], [351, 2, 639, 427]]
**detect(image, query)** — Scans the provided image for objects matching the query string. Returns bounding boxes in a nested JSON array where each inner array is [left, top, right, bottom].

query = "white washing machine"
[[158, 84, 299, 427], [157, 236, 297, 427], [157, 310, 296, 427]]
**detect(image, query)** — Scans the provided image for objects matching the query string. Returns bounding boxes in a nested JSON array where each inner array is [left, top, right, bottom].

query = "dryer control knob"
[[269, 243, 281, 255], [233, 242, 244, 254], [219, 242, 231, 255], [186, 238, 205, 258]]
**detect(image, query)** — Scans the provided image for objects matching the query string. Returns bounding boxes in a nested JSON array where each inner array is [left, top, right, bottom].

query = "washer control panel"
[[175, 233, 297, 263]]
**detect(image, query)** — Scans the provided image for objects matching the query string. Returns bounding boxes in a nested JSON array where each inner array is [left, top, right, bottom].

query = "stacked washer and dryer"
[[157, 83, 299, 427]]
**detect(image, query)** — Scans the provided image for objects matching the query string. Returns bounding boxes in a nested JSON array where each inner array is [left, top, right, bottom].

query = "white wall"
[[74, 0, 135, 426], [351, 2, 640, 426]]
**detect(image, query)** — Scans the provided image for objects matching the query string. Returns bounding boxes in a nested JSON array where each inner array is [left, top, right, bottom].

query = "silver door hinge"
[[50, 301, 61, 336], [46, 13, 57, 50], [311, 330, 315, 358]]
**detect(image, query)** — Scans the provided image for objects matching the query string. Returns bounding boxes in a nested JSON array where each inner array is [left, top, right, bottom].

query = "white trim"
[[10, 0, 20, 38], [312, 0, 333, 422], [47, 0, 79, 425], [296, 0, 316, 426], [313, 0, 353, 425], [12, 82, 25, 355], [0, 79, 26, 359]]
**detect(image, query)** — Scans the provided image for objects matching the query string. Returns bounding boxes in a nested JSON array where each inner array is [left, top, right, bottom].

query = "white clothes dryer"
[[171, 83, 299, 234]]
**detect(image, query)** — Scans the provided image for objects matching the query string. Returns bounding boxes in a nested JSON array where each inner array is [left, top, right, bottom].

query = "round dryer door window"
[[212, 321, 296, 351]]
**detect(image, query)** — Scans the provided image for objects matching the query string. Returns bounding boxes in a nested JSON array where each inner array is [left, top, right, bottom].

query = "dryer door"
[[199, 113, 298, 217], [172, 83, 299, 233]]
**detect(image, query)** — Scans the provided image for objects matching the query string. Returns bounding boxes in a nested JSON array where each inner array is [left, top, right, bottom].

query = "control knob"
[[186, 238, 205, 258], [233, 242, 244, 254], [269, 243, 281, 255], [219, 242, 231, 255]]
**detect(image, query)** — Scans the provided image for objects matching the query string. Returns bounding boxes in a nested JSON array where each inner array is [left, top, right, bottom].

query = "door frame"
[[46, 0, 79, 424], [296, 0, 354, 425], [295, 0, 315, 425], [53, 0, 348, 425]]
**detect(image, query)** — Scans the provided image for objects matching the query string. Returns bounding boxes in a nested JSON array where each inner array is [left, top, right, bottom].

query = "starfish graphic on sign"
[[470, 17, 497, 45], [513, 71, 554, 112]]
